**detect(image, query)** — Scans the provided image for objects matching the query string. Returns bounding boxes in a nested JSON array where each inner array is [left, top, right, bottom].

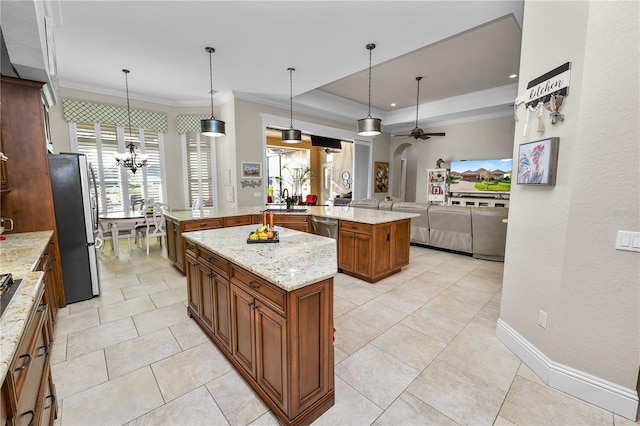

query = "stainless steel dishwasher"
[[311, 216, 338, 240]]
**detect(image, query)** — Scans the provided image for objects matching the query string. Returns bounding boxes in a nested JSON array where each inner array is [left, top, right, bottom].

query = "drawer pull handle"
[[251, 303, 258, 311], [247, 301, 254, 307], [37, 303, 48, 313], [48, 265, 54, 271], [248, 282, 260, 290], [44, 394, 57, 410], [199, 223, 207, 227], [15, 354, 32, 371], [208, 257, 213, 263], [36, 344, 50, 357], [207, 272, 214, 279], [22, 410, 35, 426]]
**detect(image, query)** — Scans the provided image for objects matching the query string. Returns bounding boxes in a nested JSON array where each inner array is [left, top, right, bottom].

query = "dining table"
[[99, 211, 147, 255]]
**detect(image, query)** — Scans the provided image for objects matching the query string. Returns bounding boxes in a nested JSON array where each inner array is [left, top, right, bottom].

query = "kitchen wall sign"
[[525, 62, 571, 108]]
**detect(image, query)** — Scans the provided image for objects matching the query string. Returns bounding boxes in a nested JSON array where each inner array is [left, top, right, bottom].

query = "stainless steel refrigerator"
[[49, 153, 101, 303]]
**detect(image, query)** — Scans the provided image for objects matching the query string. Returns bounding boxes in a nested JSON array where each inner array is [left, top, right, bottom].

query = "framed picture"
[[517, 137, 559, 185], [374, 161, 389, 193], [241, 162, 261, 178]]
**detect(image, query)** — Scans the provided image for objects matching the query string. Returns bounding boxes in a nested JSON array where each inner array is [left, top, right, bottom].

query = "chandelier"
[[114, 69, 148, 174]]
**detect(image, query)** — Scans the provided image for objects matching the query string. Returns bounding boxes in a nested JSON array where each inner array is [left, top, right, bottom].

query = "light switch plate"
[[615, 230, 640, 252]]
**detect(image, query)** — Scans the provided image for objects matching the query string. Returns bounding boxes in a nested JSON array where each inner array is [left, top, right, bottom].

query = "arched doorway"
[[392, 142, 417, 202]]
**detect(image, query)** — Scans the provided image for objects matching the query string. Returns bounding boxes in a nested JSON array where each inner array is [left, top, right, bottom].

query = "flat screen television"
[[449, 158, 513, 194]]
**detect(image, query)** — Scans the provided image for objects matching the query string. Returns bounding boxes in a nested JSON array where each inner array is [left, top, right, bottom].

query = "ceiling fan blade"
[[423, 132, 446, 136], [392, 134, 411, 137], [418, 134, 431, 140]]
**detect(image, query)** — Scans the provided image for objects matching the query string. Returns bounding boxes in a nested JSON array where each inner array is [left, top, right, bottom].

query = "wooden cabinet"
[[273, 214, 310, 233], [2, 286, 57, 426], [338, 219, 411, 282], [166, 218, 178, 266], [36, 237, 64, 337], [186, 242, 334, 426], [1, 76, 65, 307]]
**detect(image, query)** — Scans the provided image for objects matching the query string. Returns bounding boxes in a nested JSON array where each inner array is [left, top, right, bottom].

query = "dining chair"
[[136, 203, 167, 255], [99, 219, 136, 254]]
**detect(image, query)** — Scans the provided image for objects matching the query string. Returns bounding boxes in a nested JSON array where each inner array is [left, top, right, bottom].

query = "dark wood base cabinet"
[[338, 218, 411, 282], [1, 286, 57, 426], [186, 243, 334, 426]]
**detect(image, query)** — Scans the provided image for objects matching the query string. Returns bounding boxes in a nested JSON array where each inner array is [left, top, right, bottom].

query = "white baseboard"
[[496, 318, 639, 420]]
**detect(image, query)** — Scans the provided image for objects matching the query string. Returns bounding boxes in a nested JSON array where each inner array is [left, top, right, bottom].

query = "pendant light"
[[114, 69, 149, 174], [357, 43, 382, 136], [282, 67, 302, 143], [201, 46, 226, 137]]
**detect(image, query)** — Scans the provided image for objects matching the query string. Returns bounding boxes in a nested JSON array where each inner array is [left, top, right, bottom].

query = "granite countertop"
[[165, 205, 418, 225], [183, 224, 337, 291], [0, 231, 52, 383]]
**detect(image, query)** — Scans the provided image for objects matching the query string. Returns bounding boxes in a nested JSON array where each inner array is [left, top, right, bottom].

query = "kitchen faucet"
[[281, 188, 289, 204]]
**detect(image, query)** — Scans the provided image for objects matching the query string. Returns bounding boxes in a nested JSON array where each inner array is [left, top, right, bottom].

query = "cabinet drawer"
[[10, 297, 47, 399], [339, 221, 372, 234], [223, 215, 252, 227], [183, 219, 223, 231], [274, 214, 308, 223], [230, 266, 286, 316], [199, 247, 230, 278], [185, 240, 199, 258]]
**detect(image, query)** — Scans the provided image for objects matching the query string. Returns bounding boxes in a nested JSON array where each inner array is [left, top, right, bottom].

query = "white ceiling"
[[1, 1, 523, 133]]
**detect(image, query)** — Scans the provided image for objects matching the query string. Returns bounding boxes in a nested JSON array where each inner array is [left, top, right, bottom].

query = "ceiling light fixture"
[[114, 69, 148, 174], [282, 67, 302, 143], [357, 43, 381, 137], [201, 47, 226, 137]]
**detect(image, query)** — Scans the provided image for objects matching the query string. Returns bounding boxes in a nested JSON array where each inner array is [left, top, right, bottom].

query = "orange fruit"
[[267, 231, 274, 239]]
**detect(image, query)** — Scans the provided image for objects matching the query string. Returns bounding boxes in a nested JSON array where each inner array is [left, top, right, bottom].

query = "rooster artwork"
[[518, 143, 547, 184]]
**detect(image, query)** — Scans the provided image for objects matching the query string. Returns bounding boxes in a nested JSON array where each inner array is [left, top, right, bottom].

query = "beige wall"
[[501, 0, 639, 394]]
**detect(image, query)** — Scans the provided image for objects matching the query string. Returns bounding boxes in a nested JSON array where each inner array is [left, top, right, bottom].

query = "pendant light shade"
[[282, 67, 302, 143], [357, 43, 381, 137], [201, 46, 226, 137]]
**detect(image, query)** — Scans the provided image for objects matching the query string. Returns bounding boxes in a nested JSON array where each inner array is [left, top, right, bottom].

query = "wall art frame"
[[517, 137, 559, 186], [241, 162, 261, 179], [374, 161, 389, 193]]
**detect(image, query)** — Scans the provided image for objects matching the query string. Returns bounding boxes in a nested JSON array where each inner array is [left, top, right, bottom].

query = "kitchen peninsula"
[[182, 225, 336, 426], [165, 205, 417, 283]]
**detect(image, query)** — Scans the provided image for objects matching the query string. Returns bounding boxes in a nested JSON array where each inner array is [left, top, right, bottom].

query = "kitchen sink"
[[0, 274, 23, 318]]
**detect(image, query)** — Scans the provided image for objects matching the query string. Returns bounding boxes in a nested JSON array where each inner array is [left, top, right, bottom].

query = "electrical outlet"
[[538, 310, 548, 329], [616, 230, 640, 252]]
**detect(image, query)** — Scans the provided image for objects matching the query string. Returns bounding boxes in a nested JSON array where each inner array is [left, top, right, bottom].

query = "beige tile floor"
[[49, 240, 637, 425]]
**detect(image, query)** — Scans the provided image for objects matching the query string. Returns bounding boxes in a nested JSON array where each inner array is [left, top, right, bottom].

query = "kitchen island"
[[182, 225, 336, 426], [165, 205, 417, 282]]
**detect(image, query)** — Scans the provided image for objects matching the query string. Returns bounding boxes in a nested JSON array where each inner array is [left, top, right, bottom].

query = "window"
[[72, 122, 165, 213], [184, 132, 216, 207]]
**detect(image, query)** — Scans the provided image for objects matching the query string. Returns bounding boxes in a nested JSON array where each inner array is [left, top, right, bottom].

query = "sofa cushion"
[[392, 202, 430, 245], [378, 200, 394, 211], [428, 205, 472, 253], [471, 207, 508, 261], [349, 198, 380, 210]]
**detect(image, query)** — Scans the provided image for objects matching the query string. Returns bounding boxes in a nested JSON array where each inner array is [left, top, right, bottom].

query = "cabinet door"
[[198, 264, 215, 332], [354, 233, 372, 277], [338, 230, 355, 272], [230, 284, 256, 378], [166, 219, 176, 263], [37, 371, 57, 426], [255, 302, 288, 413], [186, 255, 200, 317], [392, 220, 411, 269], [213, 275, 232, 353], [373, 223, 392, 276]]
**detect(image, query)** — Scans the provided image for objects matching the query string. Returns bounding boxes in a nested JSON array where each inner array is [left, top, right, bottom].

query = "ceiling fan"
[[393, 77, 446, 140], [320, 147, 340, 154]]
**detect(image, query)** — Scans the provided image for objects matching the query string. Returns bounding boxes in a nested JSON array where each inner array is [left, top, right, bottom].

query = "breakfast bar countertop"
[[165, 205, 418, 224], [183, 224, 338, 291], [0, 231, 52, 383]]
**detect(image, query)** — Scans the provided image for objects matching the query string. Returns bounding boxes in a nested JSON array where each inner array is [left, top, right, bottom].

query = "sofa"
[[349, 198, 508, 261]]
